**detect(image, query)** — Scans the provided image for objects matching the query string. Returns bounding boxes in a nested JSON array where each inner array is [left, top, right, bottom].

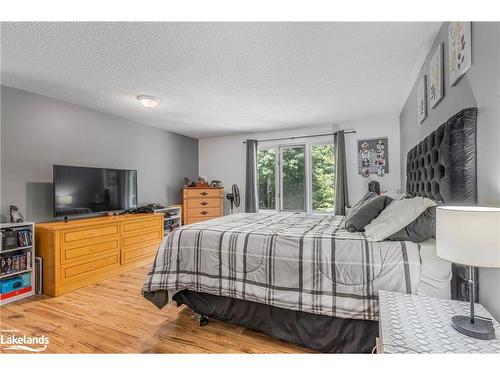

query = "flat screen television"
[[53, 165, 138, 217]]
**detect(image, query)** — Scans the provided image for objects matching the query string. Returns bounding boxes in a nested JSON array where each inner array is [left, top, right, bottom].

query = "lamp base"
[[451, 315, 496, 340]]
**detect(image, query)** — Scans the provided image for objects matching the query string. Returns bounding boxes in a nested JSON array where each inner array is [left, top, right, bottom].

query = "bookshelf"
[[154, 205, 182, 235], [0, 222, 36, 305]]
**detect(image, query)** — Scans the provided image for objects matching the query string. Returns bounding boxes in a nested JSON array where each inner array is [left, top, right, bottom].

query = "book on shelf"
[[1, 251, 31, 276], [17, 229, 33, 247]]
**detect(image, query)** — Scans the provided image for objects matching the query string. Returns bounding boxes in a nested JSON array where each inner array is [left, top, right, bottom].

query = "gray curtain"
[[245, 139, 259, 213], [334, 131, 349, 215]]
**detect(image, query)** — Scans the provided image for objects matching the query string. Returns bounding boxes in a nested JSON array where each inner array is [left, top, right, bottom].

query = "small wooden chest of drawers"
[[183, 187, 224, 224]]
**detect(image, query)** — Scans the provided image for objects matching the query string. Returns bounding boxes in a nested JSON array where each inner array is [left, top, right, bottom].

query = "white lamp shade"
[[436, 206, 500, 268]]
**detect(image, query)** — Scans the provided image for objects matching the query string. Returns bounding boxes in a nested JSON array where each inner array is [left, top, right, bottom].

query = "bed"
[[142, 107, 478, 353]]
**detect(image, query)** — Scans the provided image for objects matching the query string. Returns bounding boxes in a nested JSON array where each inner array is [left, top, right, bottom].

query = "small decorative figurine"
[[210, 180, 222, 188], [196, 176, 209, 187], [9, 205, 24, 223], [183, 177, 191, 187]]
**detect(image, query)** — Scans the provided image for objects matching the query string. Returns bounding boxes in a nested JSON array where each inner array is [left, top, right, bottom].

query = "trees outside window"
[[257, 142, 335, 212], [257, 148, 276, 210], [311, 144, 335, 211], [281, 146, 305, 211]]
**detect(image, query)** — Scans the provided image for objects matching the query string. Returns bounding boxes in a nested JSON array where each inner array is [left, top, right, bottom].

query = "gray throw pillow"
[[344, 192, 377, 228], [344, 195, 393, 232], [385, 206, 436, 242], [345, 192, 378, 220]]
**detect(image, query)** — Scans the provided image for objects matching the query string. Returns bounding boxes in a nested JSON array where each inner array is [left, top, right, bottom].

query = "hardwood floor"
[[0, 265, 313, 354]]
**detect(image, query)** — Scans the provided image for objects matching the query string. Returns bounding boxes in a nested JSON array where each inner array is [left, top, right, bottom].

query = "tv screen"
[[53, 165, 138, 217]]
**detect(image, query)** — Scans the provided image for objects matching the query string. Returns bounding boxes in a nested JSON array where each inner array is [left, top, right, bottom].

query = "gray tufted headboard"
[[406, 107, 478, 204], [405, 107, 478, 301]]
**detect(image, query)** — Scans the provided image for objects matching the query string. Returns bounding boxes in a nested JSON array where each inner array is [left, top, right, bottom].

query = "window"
[[280, 146, 306, 211], [257, 148, 276, 210], [311, 144, 335, 212], [257, 141, 335, 212]]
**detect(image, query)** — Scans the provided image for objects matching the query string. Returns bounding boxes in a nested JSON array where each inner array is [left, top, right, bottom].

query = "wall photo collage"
[[357, 137, 389, 178]]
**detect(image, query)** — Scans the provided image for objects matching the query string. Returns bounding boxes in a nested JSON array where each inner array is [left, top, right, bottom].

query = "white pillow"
[[364, 197, 437, 241], [383, 190, 407, 201]]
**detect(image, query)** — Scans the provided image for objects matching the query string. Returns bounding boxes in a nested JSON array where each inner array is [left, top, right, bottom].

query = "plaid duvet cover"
[[142, 213, 421, 321]]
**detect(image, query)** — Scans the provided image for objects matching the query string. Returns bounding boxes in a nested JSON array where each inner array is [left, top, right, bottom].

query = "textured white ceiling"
[[1, 22, 439, 138]]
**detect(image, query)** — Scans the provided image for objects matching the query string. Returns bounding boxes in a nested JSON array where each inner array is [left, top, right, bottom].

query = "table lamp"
[[436, 206, 500, 340]]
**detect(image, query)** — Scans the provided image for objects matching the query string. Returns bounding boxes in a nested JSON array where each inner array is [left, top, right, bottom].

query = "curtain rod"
[[242, 129, 356, 144]]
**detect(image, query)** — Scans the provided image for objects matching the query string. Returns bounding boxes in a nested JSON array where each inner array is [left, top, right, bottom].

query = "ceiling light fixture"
[[137, 95, 160, 109]]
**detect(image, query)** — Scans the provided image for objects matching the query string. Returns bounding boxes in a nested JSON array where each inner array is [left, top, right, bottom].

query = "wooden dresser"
[[183, 187, 224, 224], [35, 213, 163, 297]]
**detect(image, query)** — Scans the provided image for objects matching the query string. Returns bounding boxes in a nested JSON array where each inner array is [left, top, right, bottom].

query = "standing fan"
[[226, 184, 240, 214]]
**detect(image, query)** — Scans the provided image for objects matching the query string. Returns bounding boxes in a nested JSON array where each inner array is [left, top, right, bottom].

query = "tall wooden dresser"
[[183, 187, 224, 224]]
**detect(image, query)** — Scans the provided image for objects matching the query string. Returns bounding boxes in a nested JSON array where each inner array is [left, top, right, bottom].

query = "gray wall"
[[399, 22, 500, 320], [1, 86, 199, 222]]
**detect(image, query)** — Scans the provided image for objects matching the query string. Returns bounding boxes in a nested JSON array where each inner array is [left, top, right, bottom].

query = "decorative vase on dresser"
[[183, 187, 224, 224]]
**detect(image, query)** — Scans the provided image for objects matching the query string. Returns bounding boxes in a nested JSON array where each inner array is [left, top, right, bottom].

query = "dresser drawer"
[[186, 216, 214, 225], [187, 197, 220, 209], [62, 252, 120, 281], [62, 239, 119, 264], [122, 218, 161, 233], [187, 207, 220, 218], [122, 229, 162, 247], [62, 224, 119, 243], [185, 189, 222, 198], [121, 242, 159, 264]]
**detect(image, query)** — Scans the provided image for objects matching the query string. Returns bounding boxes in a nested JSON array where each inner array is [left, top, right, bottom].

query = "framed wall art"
[[357, 137, 389, 178], [417, 75, 427, 124], [448, 21, 472, 86], [429, 43, 444, 108]]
